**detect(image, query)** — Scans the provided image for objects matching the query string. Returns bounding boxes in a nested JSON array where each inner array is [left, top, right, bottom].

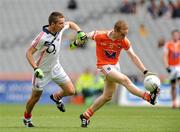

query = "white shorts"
[[97, 63, 121, 78], [169, 66, 180, 81], [32, 64, 70, 91]]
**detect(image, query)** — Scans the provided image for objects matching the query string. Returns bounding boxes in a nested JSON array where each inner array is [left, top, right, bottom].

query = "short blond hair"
[[114, 20, 128, 32]]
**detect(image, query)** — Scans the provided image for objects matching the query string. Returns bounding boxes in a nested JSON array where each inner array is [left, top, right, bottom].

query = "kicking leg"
[[108, 70, 145, 97], [107, 69, 159, 104]]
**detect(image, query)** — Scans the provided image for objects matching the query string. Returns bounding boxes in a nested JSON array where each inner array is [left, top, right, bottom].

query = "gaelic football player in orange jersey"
[[73, 20, 160, 127], [163, 29, 180, 108]]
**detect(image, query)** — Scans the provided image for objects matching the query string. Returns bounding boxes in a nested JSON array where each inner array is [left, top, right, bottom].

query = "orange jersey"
[[92, 31, 131, 67], [164, 40, 180, 66]]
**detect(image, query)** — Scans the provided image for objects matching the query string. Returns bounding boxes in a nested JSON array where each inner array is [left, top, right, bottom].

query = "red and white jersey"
[[31, 23, 69, 72], [163, 40, 180, 66], [88, 30, 131, 68]]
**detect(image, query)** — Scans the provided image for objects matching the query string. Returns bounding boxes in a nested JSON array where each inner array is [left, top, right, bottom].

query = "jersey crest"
[[104, 50, 116, 59]]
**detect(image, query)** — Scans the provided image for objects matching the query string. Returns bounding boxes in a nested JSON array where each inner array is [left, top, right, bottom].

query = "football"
[[143, 75, 161, 92]]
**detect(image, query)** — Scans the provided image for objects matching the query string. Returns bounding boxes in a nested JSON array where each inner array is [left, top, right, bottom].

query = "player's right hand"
[[34, 68, 44, 79]]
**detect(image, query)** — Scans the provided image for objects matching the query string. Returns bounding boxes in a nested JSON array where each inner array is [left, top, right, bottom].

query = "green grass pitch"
[[0, 104, 180, 132]]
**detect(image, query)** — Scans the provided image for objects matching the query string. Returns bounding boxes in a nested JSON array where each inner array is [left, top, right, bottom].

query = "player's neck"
[[110, 31, 123, 40], [109, 32, 116, 41], [48, 26, 57, 35], [172, 39, 179, 43]]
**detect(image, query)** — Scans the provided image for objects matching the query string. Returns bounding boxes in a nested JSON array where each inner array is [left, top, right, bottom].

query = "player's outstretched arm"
[[69, 30, 101, 49], [86, 30, 107, 40], [68, 21, 81, 32], [69, 32, 88, 49], [68, 21, 87, 42], [126, 46, 156, 76], [126, 47, 147, 72], [67, 21, 88, 49], [86, 31, 95, 40]]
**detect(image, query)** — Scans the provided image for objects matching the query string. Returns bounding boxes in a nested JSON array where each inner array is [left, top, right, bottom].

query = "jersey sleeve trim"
[[92, 31, 97, 40], [32, 32, 45, 48], [123, 37, 131, 50]]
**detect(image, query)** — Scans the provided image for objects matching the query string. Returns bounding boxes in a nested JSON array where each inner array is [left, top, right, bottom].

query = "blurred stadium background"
[[1, 0, 180, 105], [0, 0, 180, 131]]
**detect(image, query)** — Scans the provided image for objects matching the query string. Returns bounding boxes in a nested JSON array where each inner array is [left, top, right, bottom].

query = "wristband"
[[77, 31, 82, 33], [143, 70, 148, 75], [34, 67, 38, 71]]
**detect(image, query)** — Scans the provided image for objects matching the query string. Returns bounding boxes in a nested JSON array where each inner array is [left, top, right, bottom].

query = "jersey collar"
[[108, 30, 124, 42], [43, 25, 57, 36], [107, 30, 118, 41], [107, 30, 113, 38]]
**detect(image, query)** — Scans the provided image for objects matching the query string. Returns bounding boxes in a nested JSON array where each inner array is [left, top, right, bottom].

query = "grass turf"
[[0, 104, 180, 132]]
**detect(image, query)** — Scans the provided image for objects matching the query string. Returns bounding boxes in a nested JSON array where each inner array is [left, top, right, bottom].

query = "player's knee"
[[66, 88, 75, 96], [121, 77, 131, 86]]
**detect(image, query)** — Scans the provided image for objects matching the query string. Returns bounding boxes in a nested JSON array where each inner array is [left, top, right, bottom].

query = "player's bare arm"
[[126, 46, 147, 73], [86, 30, 108, 39], [67, 21, 81, 31], [26, 46, 44, 79], [163, 44, 172, 73], [86, 31, 94, 39], [26, 46, 38, 69], [163, 45, 169, 68]]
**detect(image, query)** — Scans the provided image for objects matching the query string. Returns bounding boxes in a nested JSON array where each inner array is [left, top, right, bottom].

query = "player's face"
[[52, 17, 65, 33], [172, 32, 180, 41], [113, 29, 128, 39]]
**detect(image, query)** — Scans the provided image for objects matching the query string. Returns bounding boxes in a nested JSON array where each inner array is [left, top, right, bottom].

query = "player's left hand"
[[76, 31, 88, 45], [143, 70, 157, 77]]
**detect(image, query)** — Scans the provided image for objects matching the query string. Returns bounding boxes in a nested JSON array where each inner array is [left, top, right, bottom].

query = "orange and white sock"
[[142, 92, 150, 102], [83, 108, 94, 119]]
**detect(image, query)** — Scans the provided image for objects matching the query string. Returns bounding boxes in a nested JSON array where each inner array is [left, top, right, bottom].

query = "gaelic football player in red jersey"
[[73, 20, 160, 127]]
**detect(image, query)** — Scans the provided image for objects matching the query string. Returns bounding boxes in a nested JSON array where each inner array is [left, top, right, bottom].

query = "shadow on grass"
[[0, 125, 123, 129], [0, 126, 80, 129]]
